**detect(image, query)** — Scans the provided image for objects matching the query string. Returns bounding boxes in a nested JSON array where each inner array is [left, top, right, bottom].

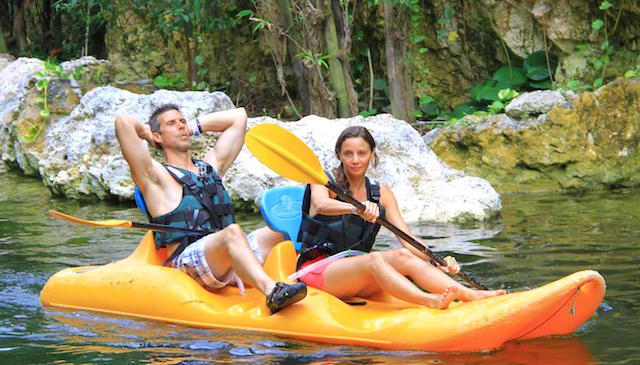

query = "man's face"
[[154, 109, 190, 152]]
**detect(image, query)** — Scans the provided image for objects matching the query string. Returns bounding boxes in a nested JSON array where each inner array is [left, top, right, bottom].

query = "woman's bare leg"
[[321, 252, 457, 309], [381, 248, 505, 301]]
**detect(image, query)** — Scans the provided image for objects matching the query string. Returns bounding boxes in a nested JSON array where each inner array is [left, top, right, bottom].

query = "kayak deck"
[[40, 232, 605, 352]]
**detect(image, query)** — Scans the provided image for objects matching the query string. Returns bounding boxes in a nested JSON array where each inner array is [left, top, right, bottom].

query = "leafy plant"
[[522, 51, 558, 89], [22, 59, 71, 142], [153, 73, 189, 90], [488, 88, 519, 114]]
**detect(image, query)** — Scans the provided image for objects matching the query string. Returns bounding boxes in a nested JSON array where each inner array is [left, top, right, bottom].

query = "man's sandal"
[[266, 282, 307, 314]]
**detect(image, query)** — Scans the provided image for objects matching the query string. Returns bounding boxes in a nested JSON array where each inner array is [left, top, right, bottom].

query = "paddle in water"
[[245, 123, 489, 290]]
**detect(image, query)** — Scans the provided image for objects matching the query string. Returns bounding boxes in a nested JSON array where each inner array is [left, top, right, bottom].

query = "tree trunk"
[[50, 0, 62, 53], [277, 0, 310, 115], [383, 0, 415, 122], [0, 21, 7, 53], [12, 0, 27, 55], [331, 0, 358, 116], [324, 1, 350, 117]]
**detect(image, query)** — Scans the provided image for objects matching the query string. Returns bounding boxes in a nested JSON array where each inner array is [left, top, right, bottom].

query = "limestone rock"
[[505, 90, 568, 119], [427, 78, 640, 192], [39, 86, 235, 199], [228, 114, 501, 223]]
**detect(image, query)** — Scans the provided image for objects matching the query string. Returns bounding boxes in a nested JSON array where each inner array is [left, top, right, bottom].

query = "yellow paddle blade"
[[50, 210, 133, 228], [246, 123, 328, 186]]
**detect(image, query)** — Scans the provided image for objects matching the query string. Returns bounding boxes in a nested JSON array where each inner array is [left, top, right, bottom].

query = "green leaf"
[[594, 58, 604, 70], [40, 108, 50, 118], [444, 6, 453, 19], [488, 100, 505, 114], [492, 66, 527, 86], [624, 70, 635, 78], [36, 79, 48, 91], [419, 47, 429, 54], [601, 40, 609, 50], [195, 55, 204, 66], [529, 79, 552, 89], [359, 108, 377, 117], [33, 96, 45, 104], [498, 88, 518, 101], [593, 78, 603, 88], [412, 34, 424, 43], [576, 44, 590, 52], [236, 9, 253, 19], [599, 1, 612, 10], [523, 51, 558, 81], [592, 19, 604, 30], [420, 95, 434, 105], [437, 29, 449, 37], [450, 103, 477, 119]]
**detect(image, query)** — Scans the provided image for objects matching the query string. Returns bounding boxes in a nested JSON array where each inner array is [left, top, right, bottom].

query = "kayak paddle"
[[245, 123, 489, 290], [49, 210, 211, 237]]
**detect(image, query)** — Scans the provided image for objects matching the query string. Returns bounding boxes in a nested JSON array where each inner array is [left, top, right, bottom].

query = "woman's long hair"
[[332, 126, 378, 194]]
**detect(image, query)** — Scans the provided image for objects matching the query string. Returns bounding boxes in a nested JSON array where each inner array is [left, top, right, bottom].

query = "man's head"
[[147, 104, 190, 152]]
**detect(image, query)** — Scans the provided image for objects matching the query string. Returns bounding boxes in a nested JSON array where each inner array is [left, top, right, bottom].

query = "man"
[[114, 104, 307, 314]]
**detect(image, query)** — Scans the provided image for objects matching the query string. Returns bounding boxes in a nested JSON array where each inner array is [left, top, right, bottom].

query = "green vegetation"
[[2, 1, 638, 128], [22, 59, 71, 142]]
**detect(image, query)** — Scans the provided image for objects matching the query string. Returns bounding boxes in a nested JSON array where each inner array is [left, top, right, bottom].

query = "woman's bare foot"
[[460, 288, 506, 302], [435, 285, 458, 309]]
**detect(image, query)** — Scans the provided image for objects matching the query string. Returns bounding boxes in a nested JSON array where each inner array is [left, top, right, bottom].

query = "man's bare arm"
[[114, 115, 159, 190], [196, 107, 248, 177]]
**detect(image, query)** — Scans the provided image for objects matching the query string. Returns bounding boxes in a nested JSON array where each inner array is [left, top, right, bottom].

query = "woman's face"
[[338, 137, 373, 177]]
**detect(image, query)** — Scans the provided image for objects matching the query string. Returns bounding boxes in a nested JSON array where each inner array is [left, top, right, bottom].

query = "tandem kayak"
[[40, 231, 605, 352]]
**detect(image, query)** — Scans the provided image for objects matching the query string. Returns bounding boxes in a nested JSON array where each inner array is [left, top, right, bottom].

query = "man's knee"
[[221, 224, 246, 246]]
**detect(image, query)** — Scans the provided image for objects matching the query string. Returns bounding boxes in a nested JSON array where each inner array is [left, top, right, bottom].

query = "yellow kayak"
[[40, 232, 605, 352]]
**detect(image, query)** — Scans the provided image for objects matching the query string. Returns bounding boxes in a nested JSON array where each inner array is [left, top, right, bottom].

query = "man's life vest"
[[296, 172, 385, 266], [148, 160, 236, 264]]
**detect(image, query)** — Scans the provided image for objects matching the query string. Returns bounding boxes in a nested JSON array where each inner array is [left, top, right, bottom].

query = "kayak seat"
[[259, 186, 305, 251], [134, 185, 150, 218]]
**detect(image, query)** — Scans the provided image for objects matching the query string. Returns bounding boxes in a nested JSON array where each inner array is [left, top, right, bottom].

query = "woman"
[[295, 126, 505, 309]]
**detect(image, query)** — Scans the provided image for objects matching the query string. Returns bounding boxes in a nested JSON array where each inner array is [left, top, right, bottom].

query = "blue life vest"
[[296, 173, 384, 266], [148, 160, 236, 264]]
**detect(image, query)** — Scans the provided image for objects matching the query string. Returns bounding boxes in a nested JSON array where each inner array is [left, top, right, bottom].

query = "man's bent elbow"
[[235, 107, 247, 127]]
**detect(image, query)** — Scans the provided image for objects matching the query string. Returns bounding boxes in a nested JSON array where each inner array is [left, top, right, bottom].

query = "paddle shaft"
[[327, 181, 489, 290], [129, 221, 212, 237]]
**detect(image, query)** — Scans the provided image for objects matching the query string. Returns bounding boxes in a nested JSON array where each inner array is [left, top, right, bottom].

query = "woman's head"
[[333, 126, 378, 192], [335, 126, 378, 169]]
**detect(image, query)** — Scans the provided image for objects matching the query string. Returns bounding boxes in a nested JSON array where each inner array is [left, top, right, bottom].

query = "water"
[[1, 166, 638, 364]]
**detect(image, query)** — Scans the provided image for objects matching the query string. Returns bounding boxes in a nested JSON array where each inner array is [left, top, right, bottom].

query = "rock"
[[427, 78, 640, 192], [1, 58, 502, 223], [0, 57, 45, 171], [228, 114, 501, 223], [39, 86, 236, 199], [505, 90, 568, 119], [0, 54, 14, 71], [36, 86, 501, 222]]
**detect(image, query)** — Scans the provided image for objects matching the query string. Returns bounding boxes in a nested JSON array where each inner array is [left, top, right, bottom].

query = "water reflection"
[[40, 307, 598, 364]]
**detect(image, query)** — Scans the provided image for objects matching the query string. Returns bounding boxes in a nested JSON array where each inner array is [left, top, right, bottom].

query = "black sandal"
[[266, 282, 307, 314]]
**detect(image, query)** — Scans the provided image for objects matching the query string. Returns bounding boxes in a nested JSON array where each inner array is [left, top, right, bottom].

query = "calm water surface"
[[0, 166, 638, 364]]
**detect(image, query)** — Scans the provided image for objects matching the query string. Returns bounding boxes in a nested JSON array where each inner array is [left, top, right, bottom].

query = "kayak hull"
[[40, 232, 605, 352]]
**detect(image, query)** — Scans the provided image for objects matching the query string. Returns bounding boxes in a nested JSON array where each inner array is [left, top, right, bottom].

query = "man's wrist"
[[187, 119, 200, 136]]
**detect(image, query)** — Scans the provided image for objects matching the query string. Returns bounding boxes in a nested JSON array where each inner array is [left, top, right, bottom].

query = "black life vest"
[[296, 173, 385, 266], [149, 160, 236, 264]]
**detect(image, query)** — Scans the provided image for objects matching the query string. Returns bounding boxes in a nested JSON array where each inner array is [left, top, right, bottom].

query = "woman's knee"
[[367, 252, 387, 272]]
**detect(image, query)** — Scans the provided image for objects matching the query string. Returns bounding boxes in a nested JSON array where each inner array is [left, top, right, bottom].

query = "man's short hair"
[[148, 103, 181, 133]]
